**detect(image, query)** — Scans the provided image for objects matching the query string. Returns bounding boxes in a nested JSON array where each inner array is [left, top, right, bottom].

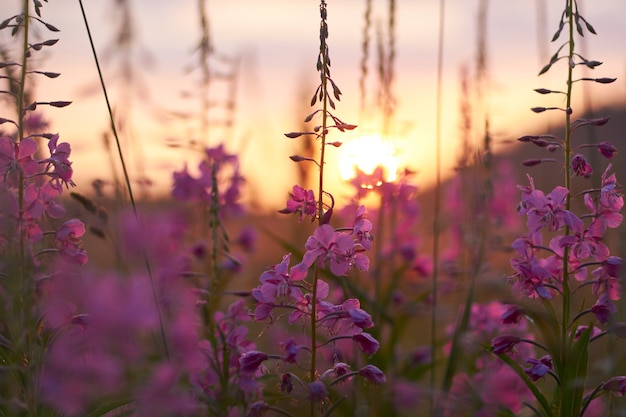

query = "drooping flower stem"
[[78, 0, 170, 360]]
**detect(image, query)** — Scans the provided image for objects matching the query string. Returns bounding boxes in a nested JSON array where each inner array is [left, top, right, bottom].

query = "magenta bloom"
[[247, 401, 270, 417], [280, 373, 293, 393], [518, 176, 583, 236], [280, 338, 303, 363], [55, 219, 88, 265], [602, 256, 622, 277], [501, 304, 525, 325], [332, 362, 352, 379], [524, 355, 552, 381], [42, 139, 74, 188], [239, 351, 269, 375], [0, 136, 39, 186], [288, 279, 329, 324], [349, 308, 374, 329], [302, 224, 369, 276], [358, 365, 386, 385], [571, 153, 593, 178], [279, 185, 316, 222], [491, 335, 521, 354], [591, 294, 617, 324], [509, 237, 558, 299], [307, 380, 328, 402], [352, 205, 374, 250], [603, 376, 626, 396], [353, 332, 380, 355], [172, 164, 208, 202], [597, 141, 617, 158], [253, 253, 306, 305]]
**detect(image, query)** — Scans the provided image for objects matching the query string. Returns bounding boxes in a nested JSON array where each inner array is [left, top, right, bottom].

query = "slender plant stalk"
[[558, 3, 575, 412], [16, 1, 38, 413], [358, 0, 371, 116], [430, 0, 446, 414], [77, 0, 170, 360], [198, 0, 211, 144], [309, 3, 330, 415]]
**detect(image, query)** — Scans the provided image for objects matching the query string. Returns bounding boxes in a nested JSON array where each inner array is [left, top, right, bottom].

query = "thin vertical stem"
[[77, 0, 170, 360], [198, 0, 211, 144], [16, 2, 37, 414], [311, 3, 329, 415], [561, 0, 575, 373], [359, 0, 371, 117], [430, 0, 445, 414]]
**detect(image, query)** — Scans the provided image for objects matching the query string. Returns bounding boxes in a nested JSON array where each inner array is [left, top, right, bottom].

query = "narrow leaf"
[[561, 325, 592, 416], [495, 353, 554, 417]]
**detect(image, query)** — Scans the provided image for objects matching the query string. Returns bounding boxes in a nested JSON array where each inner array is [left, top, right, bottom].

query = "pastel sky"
[[3, 0, 626, 209]]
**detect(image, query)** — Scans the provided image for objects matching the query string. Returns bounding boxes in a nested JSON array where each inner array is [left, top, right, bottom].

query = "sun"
[[338, 135, 398, 185]]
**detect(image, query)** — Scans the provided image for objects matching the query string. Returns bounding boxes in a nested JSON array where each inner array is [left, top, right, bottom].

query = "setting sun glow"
[[338, 135, 398, 186]]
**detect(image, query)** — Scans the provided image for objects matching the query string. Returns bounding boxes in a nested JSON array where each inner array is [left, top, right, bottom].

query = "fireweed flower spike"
[[246, 1, 382, 414], [499, 2, 624, 416], [0, 4, 97, 412]]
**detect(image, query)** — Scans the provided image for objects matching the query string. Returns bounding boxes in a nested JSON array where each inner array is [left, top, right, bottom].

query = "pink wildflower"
[[278, 184, 316, 222], [603, 376, 626, 396], [597, 141, 617, 159], [247, 401, 270, 417], [0, 136, 39, 186], [352, 205, 374, 250], [591, 294, 616, 324], [302, 224, 369, 276], [239, 351, 269, 375], [524, 355, 552, 381], [307, 380, 328, 402], [571, 153, 593, 178], [280, 373, 293, 393], [491, 335, 521, 354], [280, 338, 303, 363], [358, 364, 386, 385], [501, 304, 525, 325], [353, 332, 380, 355], [42, 139, 74, 188], [54, 219, 88, 265]]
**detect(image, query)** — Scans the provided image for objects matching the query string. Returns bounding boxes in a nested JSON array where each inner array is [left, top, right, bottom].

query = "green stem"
[[16, 2, 38, 414], [430, 0, 446, 414], [562, 0, 575, 368], [310, 3, 330, 415], [77, 0, 170, 360]]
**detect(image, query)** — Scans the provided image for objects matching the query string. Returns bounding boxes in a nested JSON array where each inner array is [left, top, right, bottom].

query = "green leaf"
[[495, 353, 554, 417], [560, 325, 592, 417], [85, 399, 135, 417]]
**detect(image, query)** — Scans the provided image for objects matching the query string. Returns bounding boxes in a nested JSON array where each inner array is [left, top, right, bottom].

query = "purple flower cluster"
[[0, 131, 87, 265]]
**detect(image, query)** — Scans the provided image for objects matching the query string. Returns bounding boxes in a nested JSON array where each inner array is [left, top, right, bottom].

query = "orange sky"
[[3, 0, 626, 209]]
